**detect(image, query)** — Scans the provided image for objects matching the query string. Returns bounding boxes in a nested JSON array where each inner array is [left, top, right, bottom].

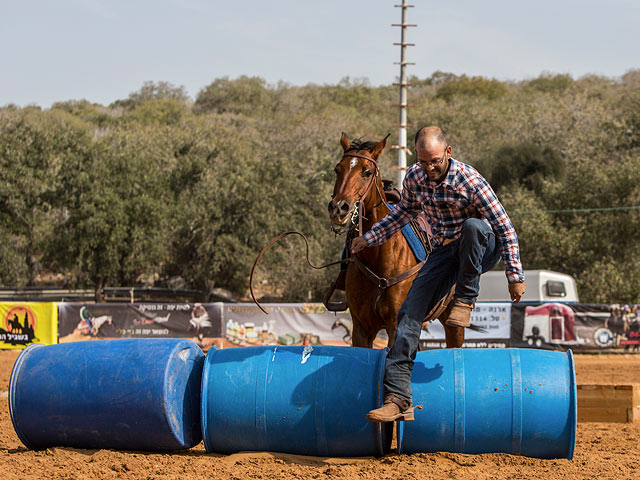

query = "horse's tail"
[[467, 323, 487, 334]]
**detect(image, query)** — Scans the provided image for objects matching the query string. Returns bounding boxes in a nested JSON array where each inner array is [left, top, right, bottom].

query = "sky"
[[1, 0, 638, 108]]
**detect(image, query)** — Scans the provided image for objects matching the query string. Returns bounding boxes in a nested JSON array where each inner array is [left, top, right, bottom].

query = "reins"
[[249, 145, 426, 317], [249, 231, 353, 314]]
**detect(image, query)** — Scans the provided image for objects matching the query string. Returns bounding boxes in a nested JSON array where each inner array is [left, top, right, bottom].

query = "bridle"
[[331, 150, 389, 237], [331, 150, 426, 318]]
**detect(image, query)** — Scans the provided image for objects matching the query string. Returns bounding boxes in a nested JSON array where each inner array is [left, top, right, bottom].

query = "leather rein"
[[249, 149, 426, 316]]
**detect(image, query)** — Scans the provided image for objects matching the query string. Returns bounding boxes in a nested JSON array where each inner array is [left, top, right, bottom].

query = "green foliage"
[[112, 81, 190, 109], [0, 107, 93, 285], [0, 71, 638, 304], [435, 75, 508, 102], [49, 125, 173, 298], [489, 142, 565, 194], [525, 74, 574, 94], [128, 98, 188, 125], [194, 76, 274, 115]]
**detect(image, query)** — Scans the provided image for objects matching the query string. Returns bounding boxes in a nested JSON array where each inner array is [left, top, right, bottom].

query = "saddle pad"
[[391, 203, 428, 262], [339, 206, 427, 268], [401, 222, 427, 262]]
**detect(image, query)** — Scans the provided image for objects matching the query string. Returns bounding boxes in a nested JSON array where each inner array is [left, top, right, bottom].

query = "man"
[[350, 126, 526, 422]]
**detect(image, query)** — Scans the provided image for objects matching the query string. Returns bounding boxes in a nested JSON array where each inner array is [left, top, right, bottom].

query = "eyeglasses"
[[417, 146, 449, 168]]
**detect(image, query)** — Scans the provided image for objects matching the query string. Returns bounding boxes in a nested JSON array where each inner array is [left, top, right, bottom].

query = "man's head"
[[414, 126, 451, 182]]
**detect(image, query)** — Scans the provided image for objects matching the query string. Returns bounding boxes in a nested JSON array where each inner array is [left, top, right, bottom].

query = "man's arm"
[[472, 176, 525, 296], [352, 173, 423, 254]]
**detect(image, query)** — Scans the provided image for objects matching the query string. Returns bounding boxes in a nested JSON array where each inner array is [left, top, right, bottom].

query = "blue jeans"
[[384, 218, 501, 402]]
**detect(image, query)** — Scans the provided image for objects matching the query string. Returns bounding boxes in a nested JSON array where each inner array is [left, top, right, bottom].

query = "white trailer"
[[478, 270, 579, 303]]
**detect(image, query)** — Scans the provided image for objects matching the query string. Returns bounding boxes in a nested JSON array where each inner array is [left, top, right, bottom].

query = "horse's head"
[[328, 133, 388, 228]]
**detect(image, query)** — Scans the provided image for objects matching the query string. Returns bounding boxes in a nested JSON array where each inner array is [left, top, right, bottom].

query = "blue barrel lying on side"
[[9, 339, 205, 451], [398, 348, 577, 459], [201, 345, 392, 457]]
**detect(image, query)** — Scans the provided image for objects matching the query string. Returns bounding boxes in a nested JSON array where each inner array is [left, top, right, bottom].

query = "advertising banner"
[[0, 302, 58, 349], [419, 302, 512, 349], [53, 301, 640, 353], [510, 303, 636, 352], [57, 303, 223, 346], [219, 303, 385, 348]]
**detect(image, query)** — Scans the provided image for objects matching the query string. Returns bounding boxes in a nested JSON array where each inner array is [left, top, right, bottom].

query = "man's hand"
[[509, 281, 526, 303], [351, 236, 368, 254]]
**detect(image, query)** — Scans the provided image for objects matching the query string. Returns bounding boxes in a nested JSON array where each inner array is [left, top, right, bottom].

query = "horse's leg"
[[442, 323, 465, 348], [351, 315, 372, 348], [378, 303, 397, 349], [367, 330, 380, 349], [385, 321, 397, 349]]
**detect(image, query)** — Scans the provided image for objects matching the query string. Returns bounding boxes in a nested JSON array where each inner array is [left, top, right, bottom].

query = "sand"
[[1, 349, 639, 480]]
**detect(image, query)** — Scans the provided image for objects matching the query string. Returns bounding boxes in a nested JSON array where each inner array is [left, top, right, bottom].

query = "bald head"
[[414, 126, 447, 150], [414, 126, 451, 182]]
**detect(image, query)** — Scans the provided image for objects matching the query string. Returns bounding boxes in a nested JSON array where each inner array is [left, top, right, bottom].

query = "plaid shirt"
[[363, 158, 525, 283]]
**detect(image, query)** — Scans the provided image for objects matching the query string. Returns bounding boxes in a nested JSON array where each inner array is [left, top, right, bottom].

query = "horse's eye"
[[334, 166, 339, 174], [362, 169, 373, 178]]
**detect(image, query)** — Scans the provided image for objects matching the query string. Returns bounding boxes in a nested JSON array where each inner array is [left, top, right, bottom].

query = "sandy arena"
[[1, 349, 639, 480]]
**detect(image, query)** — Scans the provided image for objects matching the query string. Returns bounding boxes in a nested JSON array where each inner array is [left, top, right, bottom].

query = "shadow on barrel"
[[201, 346, 392, 457]]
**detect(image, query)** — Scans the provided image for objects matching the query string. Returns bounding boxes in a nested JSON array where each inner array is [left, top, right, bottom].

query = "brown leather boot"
[[445, 300, 474, 328], [366, 395, 415, 422]]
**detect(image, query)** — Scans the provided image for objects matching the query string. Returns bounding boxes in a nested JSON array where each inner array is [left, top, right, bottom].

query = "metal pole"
[[392, 1, 416, 190]]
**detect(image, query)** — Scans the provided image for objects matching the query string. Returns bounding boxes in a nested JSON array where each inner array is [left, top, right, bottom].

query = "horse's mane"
[[346, 138, 377, 152]]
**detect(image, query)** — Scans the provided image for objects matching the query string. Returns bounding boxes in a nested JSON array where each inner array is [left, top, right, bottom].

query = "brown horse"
[[328, 133, 465, 349]]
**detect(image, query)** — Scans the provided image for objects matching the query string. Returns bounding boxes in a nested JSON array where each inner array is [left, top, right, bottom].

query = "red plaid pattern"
[[363, 159, 525, 283]]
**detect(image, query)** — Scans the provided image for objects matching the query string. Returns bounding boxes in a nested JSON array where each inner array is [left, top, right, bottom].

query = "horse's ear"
[[370, 133, 391, 159], [340, 132, 351, 152]]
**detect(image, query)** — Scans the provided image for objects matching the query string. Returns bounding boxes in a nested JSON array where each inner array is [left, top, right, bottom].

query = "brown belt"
[[442, 238, 458, 247]]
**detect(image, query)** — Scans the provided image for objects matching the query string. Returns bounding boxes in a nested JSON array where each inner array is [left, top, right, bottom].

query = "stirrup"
[[323, 282, 348, 312]]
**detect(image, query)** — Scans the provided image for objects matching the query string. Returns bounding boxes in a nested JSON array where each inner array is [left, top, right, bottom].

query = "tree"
[[489, 142, 565, 194], [525, 73, 574, 94], [0, 107, 92, 285], [194, 76, 274, 115], [50, 125, 173, 300], [435, 75, 508, 102], [112, 81, 190, 109]]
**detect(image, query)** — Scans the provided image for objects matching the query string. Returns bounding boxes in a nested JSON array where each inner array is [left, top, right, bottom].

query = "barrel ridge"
[[8, 343, 44, 450], [509, 349, 523, 455], [453, 349, 465, 452]]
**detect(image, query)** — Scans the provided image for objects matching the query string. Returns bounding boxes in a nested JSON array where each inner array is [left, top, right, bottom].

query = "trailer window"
[[546, 281, 566, 297]]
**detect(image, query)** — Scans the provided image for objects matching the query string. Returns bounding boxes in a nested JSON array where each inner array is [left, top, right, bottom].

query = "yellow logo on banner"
[[0, 302, 58, 349]]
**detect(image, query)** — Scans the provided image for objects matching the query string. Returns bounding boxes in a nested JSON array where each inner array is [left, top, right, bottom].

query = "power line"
[[512, 205, 640, 215]]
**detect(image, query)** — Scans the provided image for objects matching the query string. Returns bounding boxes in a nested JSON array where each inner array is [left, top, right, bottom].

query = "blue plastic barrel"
[[9, 339, 205, 451], [398, 348, 577, 459], [201, 345, 391, 456]]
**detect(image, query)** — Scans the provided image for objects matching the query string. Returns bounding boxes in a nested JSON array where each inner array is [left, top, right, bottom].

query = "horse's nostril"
[[340, 202, 350, 213], [327, 201, 334, 213]]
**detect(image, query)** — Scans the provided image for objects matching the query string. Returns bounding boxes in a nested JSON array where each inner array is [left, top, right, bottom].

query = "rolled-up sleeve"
[[473, 178, 525, 283]]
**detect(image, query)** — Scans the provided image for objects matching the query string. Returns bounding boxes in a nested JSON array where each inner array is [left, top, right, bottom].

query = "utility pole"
[[392, 1, 416, 190]]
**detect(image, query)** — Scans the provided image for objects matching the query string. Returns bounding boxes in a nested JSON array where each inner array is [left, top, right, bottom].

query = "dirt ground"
[[1, 350, 639, 480]]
